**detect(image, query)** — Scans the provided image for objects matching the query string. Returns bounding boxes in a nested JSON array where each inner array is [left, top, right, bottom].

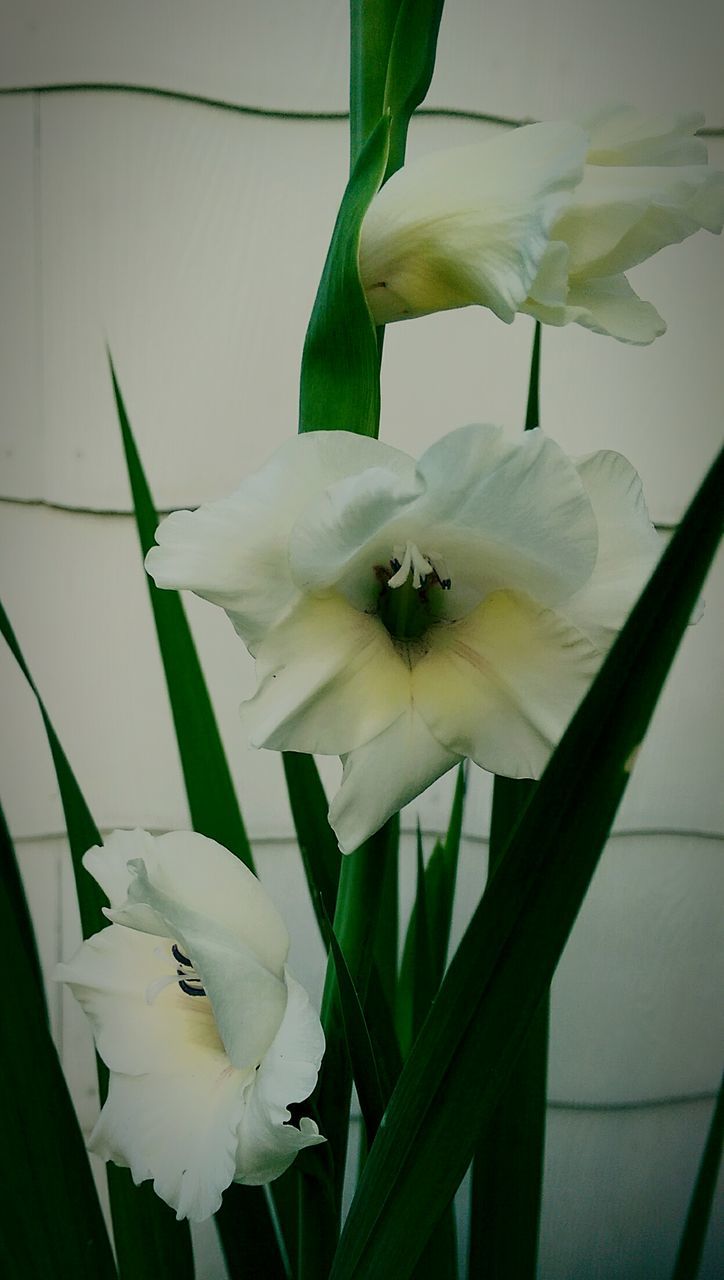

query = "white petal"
[[83, 828, 157, 906], [90, 1062, 249, 1221], [554, 163, 724, 280], [562, 451, 662, 646], [89, 830, 289, 977], [109, 856, 288, 1071], [56, 923, 224, 1075], [525, 272, 666, 345], [289, 457, 423, 609], [146, 432, 416, 654], [413, 424, 599, 610], [412, 591, 601, 779], [583, 106, 709, 167], [235, 971, 325, 1184], [241, 593, 410, 754], [359, 122, 587, 323], [328, 710, 461, 853]]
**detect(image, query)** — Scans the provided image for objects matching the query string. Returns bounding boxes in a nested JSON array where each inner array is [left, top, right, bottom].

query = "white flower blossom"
[[146, 426, 661, 852], [359, 107, 724, 343], [56, 829, 325, 1220]]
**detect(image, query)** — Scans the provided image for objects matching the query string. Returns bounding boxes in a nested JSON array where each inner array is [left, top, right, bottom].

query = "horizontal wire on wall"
[[0, 82, 722, 134]]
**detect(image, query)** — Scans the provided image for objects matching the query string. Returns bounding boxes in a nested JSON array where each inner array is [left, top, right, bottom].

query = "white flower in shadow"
[[56, 829, 325, 1220], [146, 426, 661, 852], [359, 108, 724, 343]]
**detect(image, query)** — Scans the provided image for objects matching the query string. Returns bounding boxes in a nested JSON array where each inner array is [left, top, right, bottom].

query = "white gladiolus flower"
[[56, 830, 325, 1221], [146, 426, 661, 853], [359, 107, 724, 343]]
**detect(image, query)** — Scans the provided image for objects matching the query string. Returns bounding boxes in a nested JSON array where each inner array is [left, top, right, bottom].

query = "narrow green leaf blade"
[[330, 446, 724, 1280], [383, 0, 446, 173], [282, 752, 341, 934], [671, 1068, 724, 1280], [424, 762, 466, 983], [468, 316, 546, 1280], [0, 790, 46, 1007], [411, 823, 435, 1039], [349, 0, 403, 166], [0, 598, 105, 937], [299, 116, 390, 438], [322, 900, 385, 1145], [397, 766, 466, 1054], [110, 358, 254, 872], [0, 799, 116, 1280], [469, 777, 543, 1280]]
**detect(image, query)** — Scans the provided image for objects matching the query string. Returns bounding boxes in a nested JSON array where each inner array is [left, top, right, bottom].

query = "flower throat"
[[376, 541, 450, 641]]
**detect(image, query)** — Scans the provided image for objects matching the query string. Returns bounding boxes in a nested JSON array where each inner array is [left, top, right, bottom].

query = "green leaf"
[[109, 357, 254, 872], [329, 444, 724, 1280], [0, 798, 117, 1280], [0, 599, 105, 937], [467, 319, 546, 1280], [215, 1185, 289, 1280], [469, 778, 545, 1280], [0, 790, 46, 1008], [383, 0, 446, 174], [106, 1172, 195, 1280], [671, 1068, 724, 1280], [349, 0, 404, 167], [1, 600, 196, 1278], [299, 116, 390, 439], [371, 815, 399, 1021], [322, 900, 385, 1146], [282, 753, 341, 936], [397, 766, 466, 1055], [411, 823, 435, 1039], [423, 763, 466, 984], [524, 321, 542, 431]]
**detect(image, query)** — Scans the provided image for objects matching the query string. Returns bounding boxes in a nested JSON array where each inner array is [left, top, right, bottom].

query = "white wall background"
[[1, 2, 723, 1276]]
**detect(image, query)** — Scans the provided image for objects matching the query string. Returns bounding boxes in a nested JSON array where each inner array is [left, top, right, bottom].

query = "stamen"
[[146, 942, 208, 1002], [178, 978, 207, 997], [388, 542, 433, 590]]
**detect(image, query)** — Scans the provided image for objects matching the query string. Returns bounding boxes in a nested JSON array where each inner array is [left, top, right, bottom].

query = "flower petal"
[[289, 457, 423, 608], [241, 593, 410, 754], [413, 590, 601, 778], [525, 272, 666, 345], [86, 830, 289, 976], [562, 451, 662, 646], [235, 971, 325, 1184], [554, 163, 724, 280], [583, 106, 709, 167], [359, 122, 587, 324], [412, 424, 599, 610], [56, 923, 225, 1075], [146, 432, 415, 653], [108, 857, 288, 1071], [90, 1061, 248, 1221], [328, 710, 461, 853]]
